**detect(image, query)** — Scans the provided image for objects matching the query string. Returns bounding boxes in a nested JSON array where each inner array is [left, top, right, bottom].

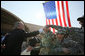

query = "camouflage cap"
[[56, 29, 67, 34]]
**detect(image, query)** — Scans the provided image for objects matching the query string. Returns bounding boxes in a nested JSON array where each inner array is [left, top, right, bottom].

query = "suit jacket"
[[4, 29, 39, 55]]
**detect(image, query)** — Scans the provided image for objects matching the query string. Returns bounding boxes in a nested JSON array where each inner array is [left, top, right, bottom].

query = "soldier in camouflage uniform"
[[39, 26, 57, 55], [51, 29, 70, 55], [46, 24, 84, 55], [65, 15, 84, 54]]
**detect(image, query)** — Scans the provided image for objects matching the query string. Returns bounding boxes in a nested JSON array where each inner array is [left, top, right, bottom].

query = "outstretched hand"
[[39, 25, 50, 33]]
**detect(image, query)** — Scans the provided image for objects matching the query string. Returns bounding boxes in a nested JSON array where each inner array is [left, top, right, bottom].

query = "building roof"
[[1, 8, 43, 33], [25, 23, 44, 32]]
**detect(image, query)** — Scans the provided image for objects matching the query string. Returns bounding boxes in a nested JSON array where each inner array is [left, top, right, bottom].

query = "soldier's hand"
[[62, 48, 70, 54], [26, 46, 33, 52]]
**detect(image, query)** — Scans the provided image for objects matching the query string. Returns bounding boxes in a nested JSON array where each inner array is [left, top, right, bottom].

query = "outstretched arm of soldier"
[[46, 25, 76, 33], [46, 25, 63, 30]]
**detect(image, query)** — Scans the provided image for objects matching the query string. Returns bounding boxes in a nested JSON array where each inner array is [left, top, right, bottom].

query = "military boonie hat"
[[77, 15, 84, 21], [56, 29, 67, 34]]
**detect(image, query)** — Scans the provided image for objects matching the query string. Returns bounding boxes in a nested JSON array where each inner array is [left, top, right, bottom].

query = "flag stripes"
[[43, 1, 71, 33]]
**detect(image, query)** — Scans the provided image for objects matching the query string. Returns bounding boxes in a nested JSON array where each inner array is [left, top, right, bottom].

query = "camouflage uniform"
[[39, 30, 57, 55], [52, 28, 70, 55], [67, 27, 84, 55], [47, 25, 84, 55]]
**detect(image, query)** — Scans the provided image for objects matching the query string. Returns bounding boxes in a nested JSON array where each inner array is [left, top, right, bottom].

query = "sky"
[[1, 1, 84, 28]]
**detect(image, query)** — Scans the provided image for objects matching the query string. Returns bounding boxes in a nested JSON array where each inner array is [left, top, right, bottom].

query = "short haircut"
[[13, 21, 24, 29]]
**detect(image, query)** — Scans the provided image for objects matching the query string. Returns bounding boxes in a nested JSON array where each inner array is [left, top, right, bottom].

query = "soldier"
[[39, 26, 56, 55], [52, 29, 71, 55], [67, 16, 84, 54]]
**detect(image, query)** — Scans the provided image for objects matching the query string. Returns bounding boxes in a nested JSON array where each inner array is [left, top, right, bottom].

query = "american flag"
[[43, 1, 71, 33]]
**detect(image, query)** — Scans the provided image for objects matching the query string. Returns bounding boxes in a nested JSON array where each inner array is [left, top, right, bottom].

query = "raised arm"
[[25, 31, 39, 37], [46, 25, 64, 30]]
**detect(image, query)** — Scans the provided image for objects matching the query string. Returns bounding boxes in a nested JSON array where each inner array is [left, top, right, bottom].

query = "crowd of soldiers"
[[36, 16, 84, 55]]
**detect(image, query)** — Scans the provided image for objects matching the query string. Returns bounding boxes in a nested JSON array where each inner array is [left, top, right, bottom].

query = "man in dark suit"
[[3, 21, 43, 55]]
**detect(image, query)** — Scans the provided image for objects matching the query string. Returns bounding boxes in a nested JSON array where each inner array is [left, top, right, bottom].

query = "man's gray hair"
[[13, 21, 23, 29]]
